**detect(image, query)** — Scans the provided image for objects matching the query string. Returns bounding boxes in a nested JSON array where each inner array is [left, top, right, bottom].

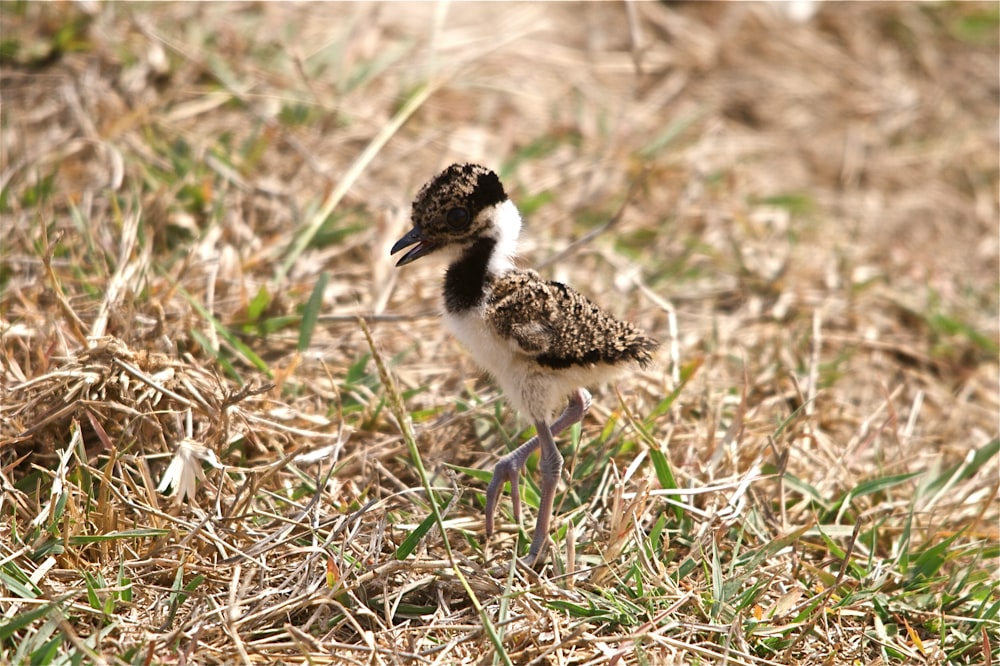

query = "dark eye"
[[445, 207, 470, 229]]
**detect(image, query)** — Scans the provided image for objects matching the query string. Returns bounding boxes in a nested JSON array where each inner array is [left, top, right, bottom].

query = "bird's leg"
[[522, 418, 563, 566], [483, 388, 592, 547]]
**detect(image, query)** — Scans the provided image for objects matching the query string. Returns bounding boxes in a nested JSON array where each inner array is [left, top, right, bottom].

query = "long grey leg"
[[522, 418, 562, 566], [483, 388, 592, 558]]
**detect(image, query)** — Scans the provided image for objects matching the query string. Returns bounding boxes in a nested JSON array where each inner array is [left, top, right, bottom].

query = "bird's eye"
[[445, 207, 470, 229]]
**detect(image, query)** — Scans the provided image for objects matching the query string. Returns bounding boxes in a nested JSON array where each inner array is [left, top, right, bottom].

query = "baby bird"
[[392, 163, 657, 565]]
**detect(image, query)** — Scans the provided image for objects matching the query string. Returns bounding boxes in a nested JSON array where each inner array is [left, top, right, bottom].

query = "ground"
[[1, 2, 998, 665]]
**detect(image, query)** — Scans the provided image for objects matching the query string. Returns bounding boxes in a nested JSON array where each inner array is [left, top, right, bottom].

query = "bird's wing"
[[484, 270, 657, 369]]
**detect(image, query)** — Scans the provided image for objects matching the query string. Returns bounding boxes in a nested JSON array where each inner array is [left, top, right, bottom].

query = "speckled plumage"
[[485, 270, 656, 370], [392, 163, 658, 565]]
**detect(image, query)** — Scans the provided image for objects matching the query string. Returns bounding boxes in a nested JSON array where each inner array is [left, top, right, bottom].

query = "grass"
[[1, 2, 998, 665]]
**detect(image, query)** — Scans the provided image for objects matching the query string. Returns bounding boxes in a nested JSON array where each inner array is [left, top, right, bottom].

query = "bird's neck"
[[444, 237, 496, 313], [487, 199, 522, 274], [442, 199, 522, 313]]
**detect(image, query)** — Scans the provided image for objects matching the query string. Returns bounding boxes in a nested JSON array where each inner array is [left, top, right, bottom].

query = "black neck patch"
[[444, 237, 496, 313]]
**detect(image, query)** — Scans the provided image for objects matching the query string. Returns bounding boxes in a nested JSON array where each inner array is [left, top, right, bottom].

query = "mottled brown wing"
[[485, 270, 657, 369]]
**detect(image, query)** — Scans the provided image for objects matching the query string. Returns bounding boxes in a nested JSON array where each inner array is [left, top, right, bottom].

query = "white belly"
[[443, 308, 625, 423]]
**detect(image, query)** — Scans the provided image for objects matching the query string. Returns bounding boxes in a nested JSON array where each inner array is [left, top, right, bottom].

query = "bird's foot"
[[484, 450, 528, 540]]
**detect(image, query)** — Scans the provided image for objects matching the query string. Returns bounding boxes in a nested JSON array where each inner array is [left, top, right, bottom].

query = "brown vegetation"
[[1, 2, 997, 664]]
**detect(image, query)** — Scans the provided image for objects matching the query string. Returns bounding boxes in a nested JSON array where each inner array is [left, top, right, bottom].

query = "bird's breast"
[[442, 308, 606, 422], [443, 308, 520, 380]]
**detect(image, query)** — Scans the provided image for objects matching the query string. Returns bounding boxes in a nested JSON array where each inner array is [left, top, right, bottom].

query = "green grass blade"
[[298, 270, 330, 352], [0, 562, 42, 600], [394, 510, 439, 560], [649, 446, 682, 521], [0, 602, 58, 642], [924, 437, 1000, 496], [68, 528, 170, 545]]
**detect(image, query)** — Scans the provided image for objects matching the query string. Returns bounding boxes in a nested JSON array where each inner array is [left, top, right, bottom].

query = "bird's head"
[[391, 163, 521, 267]]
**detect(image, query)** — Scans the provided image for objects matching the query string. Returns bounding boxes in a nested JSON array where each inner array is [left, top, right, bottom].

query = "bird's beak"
[[391, 225, 436, 266]]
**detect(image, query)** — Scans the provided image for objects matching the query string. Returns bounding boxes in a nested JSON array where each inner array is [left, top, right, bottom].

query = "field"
[[1, 2, 998, 664]]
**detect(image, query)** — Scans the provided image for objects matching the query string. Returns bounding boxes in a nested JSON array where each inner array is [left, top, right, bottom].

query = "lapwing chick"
[[392, 163, 657, 566]]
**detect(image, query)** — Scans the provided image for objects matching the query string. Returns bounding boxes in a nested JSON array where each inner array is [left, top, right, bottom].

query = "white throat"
[[487, 199, 521, 274]]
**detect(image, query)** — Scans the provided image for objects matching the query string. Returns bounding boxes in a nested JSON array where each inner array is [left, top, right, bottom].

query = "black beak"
[[391, 226, 436, 266]]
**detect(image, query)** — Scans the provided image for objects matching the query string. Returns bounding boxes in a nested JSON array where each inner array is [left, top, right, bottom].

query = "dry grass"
[[1, 2, 998, 665]]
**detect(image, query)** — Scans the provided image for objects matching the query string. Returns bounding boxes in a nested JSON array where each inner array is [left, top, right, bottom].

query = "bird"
[[391, 163, 658, 565]]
